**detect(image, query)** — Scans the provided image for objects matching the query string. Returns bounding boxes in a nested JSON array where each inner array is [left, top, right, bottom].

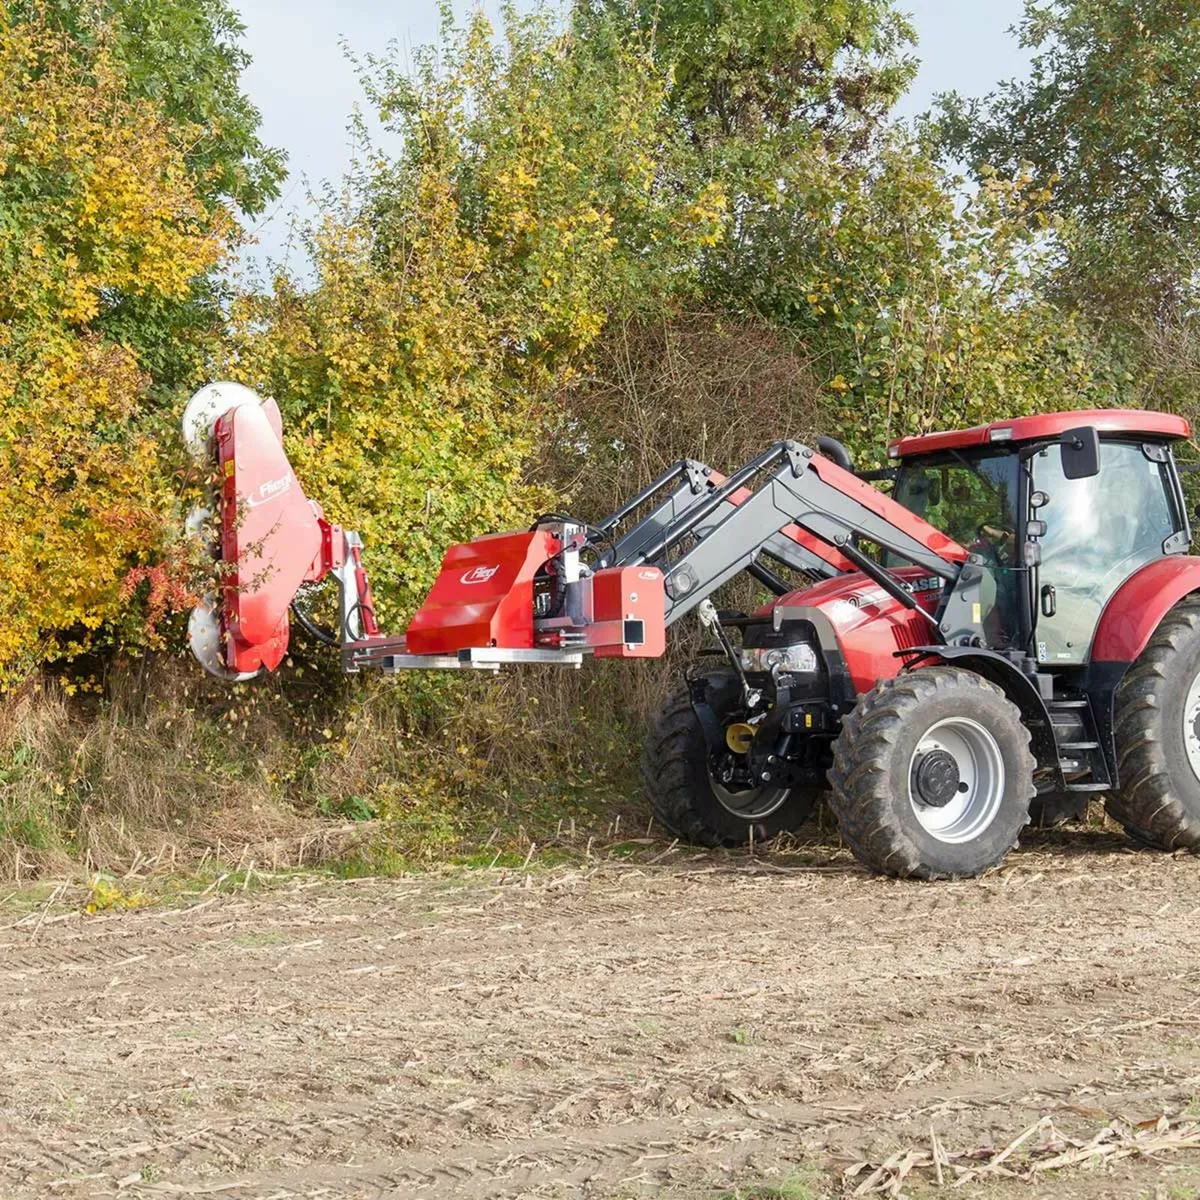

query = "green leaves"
[[934, 0, 1200, 330], [224, 5, 730, 627], [8, 0, 286, 217]]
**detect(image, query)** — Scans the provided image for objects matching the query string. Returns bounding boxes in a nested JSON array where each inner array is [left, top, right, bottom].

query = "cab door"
[[1033, 439, 1187, 665]]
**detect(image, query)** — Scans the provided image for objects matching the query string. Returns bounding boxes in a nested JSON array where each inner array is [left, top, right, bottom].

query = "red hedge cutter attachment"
[[183, 384, 379, 680], [187, 386, 948, 679], [183, 384, 672, 679]]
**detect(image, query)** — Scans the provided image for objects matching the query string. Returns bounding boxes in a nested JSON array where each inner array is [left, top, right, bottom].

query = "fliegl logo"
[[460, 564, 501, 585], [246, 471, 293, 508]]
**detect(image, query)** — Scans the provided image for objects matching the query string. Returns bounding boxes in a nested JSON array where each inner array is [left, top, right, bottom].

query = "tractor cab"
[[887, 410, 1192, 667]]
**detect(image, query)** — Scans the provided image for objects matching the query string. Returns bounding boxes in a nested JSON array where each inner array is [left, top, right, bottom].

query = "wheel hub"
[[911, 748, 961, 808], [906, 717, 1005, 844]]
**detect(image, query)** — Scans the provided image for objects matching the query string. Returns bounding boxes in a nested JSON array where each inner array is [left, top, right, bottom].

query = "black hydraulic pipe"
[[747, 560, 790, 596], [837, 540, 942, 631], [817, 436, 853, 471], [635, 442, 789, 565]]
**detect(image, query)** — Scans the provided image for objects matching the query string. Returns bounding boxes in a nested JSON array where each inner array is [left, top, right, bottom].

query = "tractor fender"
[[1090, 555, 1200, 665], [1085, 556, 1200, 791], [899, 646, 1058, 772]]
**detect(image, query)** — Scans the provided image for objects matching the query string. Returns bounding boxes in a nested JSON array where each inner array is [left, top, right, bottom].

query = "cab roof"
[[887, 409, 1190, 460]]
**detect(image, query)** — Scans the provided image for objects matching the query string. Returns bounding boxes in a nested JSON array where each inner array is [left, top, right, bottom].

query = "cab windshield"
[[891, 450, 1020, 564], [889, 449, 1022, 647]]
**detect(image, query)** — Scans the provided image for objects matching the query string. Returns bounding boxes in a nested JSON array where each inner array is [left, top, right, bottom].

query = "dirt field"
[[5, 827, 1200, 1199]]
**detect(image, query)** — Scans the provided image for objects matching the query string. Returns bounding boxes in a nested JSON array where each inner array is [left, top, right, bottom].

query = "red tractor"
[[184, 384, 1200, 878]]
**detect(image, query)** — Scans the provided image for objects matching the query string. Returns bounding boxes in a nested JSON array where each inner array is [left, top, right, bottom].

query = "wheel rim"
[[709, 775, 792, 820], [907, 717, 1005, 844], [1183, 670, 1200, 782]]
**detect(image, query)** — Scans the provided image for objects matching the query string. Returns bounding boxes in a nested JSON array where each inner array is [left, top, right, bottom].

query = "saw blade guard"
[[183, 384, 377, 679]]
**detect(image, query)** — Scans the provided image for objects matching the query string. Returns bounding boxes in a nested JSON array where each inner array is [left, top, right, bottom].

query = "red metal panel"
[[405, 531, 559, 654], [806, 454, 968, 564], [216, 403, 324, 673], [591, 565, 666, 658], [776, 567, 942, 694], [1091, 556, 1200, 664], [889, 409, 1190, 459]]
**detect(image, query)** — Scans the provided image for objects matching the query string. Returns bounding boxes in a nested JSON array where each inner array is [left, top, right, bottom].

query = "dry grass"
[[0, 662, 327, 879], [0, 649, 660, 880]]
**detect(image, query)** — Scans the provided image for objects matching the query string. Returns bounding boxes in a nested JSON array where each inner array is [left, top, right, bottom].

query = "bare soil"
[[5, 827, 1200, 1199]]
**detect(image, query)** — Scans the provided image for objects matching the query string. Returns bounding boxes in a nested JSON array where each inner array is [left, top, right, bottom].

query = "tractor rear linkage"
[[183, 382, 1200, 880]]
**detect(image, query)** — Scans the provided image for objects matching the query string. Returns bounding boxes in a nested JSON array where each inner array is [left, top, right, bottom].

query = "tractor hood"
[[768, 566, 943, 694]]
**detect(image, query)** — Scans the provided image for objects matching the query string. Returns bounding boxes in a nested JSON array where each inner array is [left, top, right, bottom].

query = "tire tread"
[[1105, 596, 1200, 850]]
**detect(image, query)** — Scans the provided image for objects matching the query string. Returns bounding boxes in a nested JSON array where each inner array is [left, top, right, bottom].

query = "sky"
[[234, 0, 1035, 274]]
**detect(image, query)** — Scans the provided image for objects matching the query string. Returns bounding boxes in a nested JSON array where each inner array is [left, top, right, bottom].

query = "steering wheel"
[[971, 523, 1013, 567]]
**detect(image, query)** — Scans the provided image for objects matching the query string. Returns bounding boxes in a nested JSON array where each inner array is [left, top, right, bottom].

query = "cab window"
[[890, 450, 1022, 648], [1035, 439, 1183, 665]]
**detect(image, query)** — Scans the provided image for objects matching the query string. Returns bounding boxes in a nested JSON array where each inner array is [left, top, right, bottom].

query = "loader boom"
[[610, 441, 964, 628], [347, 439, 969, 671]]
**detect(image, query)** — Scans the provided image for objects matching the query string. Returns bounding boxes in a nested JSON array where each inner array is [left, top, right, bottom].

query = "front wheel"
[[828, 667, 1035, 879], [642, 677, 820, 848]]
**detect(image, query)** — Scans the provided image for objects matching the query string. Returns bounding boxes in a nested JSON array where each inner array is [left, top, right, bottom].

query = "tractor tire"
[[642, 677, 820, 848], [1105, 596, 1200, 851], [828, 667, 1035, 879], [1028, 792, 1090, 829]]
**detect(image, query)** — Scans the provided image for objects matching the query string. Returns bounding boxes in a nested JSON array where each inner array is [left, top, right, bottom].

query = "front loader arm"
[[598, 457, 851, 582], [613, 441, 966, 627]]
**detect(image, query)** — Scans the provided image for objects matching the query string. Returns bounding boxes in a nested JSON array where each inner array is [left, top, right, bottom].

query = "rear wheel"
[[828, 667, 1035, 879], [1106, 596, 1200, 850], [642, 676, 820, 848]]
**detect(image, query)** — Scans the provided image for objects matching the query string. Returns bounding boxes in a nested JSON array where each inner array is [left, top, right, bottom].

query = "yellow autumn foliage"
[[0, 17, 231, 678], [224, 10, 726, 622]]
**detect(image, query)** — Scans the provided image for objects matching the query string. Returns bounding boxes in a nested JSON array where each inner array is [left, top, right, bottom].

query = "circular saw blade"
[[181, 382, 264, 462], [187, 597, 259, 682], [184, 505, 216, 555]]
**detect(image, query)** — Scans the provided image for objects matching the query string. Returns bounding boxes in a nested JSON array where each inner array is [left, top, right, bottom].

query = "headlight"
[[739, 641, 820, 675]]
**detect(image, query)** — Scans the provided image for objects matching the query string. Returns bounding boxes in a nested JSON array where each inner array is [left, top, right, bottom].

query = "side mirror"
[[1060, 426, 1101, 480]]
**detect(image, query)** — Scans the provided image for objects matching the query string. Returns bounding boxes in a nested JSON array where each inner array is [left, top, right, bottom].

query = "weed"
[[316, 794, 376, 821], [713, 1169, 823, 1200], [83, 875, 150, 914]]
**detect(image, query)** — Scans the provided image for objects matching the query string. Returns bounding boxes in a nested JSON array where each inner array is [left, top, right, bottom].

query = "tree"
[[0, 14, 233, 678], [225, 8, 725, 622], [934, 0, 1200, 328], [577, 0, 916, 147], [5, 0, 286, 393], [7, 0, 285, 216]]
